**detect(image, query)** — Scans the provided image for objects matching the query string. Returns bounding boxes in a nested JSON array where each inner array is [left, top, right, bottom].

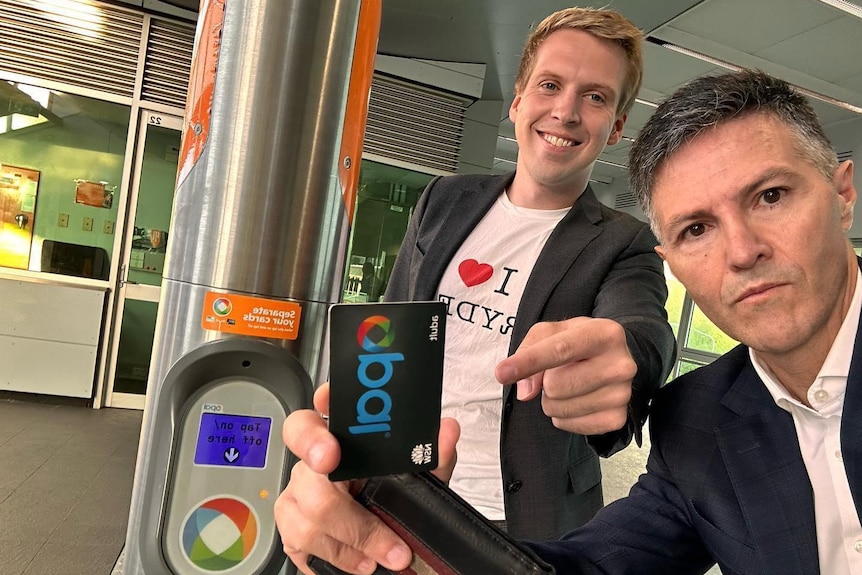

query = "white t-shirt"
[[436, 191, 569, 519]]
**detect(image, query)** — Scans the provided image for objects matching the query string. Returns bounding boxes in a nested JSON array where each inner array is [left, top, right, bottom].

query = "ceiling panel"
[[640, 42, 719, 94], [755, 17, 862, 83], [664, 0, 840, 53], [838, 71, 862, 94], [620, 103, 661, 139], [807, 97, 859, 128], [494, 136, 519, 163], [602, 140, 632, 163], [142, 0, 862, 190]]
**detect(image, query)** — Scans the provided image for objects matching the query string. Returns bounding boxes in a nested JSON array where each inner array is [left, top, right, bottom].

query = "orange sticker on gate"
[[202, 291, 301, 340]]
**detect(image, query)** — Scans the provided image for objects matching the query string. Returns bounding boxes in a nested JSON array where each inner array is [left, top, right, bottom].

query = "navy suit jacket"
[[531, 260, 862, 574], [384, 172, 675, 539]]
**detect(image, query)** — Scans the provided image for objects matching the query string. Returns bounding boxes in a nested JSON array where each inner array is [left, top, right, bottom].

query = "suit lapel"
[[716, 364, 818, 574], [509, 186, 603, 349], [412, 175, 510, 301], [841, 258, 862, 523]]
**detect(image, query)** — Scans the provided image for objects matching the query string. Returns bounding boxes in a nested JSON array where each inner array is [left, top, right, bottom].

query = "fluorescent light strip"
[[597, 158, 627, 169], [649, 37, 862, 116], [816, 0, 862, 19], [635, 97, 659, 108], [654, 40, 743, 71]]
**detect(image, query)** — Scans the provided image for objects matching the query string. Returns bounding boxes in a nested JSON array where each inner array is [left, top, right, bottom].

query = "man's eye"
[[587, 93, 605, 103], [684, 223, 706, 238], [761, 188, 782, 204], [541, 82, 557, 90]]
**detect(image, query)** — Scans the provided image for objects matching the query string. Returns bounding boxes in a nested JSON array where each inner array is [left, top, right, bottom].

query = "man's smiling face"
[[508, 28, 627, 206]]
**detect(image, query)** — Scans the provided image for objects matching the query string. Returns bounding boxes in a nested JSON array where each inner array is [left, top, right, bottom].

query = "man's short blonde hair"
[[514, 7, 644, 117]]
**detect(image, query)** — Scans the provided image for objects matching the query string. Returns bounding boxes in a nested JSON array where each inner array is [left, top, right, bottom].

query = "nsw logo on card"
[[329, 302, 446, 481]]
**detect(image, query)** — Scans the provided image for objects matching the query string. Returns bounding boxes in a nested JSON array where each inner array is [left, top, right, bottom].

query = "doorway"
[[106, 110, 182, 409]]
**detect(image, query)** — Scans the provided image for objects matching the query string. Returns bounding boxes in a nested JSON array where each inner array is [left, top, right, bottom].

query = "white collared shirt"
[[751, 268, 862, 575]]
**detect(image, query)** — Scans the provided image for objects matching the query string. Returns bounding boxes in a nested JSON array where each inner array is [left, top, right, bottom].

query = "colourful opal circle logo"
[[212, 298, 232, 317], [356, 315, 394, 352], [181, 496, 258, 571]]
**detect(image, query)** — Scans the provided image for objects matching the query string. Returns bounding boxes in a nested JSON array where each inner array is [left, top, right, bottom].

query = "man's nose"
[[725, 220, 769, 270], [552, 91, 580, 124]]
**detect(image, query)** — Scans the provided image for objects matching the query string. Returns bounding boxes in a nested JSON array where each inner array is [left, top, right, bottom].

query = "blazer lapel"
[[412, 174, 511, 301], [841, 257, 862, 523], [716, 364, 819, 574], [509, 186, 603, 349]]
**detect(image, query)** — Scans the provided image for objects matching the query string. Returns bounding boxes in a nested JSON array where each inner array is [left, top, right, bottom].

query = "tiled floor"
[[0, 392, 719, 575], [0, 394, 142, 575]]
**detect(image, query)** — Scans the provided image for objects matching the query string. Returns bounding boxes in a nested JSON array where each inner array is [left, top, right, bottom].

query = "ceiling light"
[[816, 0, 862, 19], [648, 37, 862, 116], [650, 38, 743, 71], [597, 158, 627, 170]]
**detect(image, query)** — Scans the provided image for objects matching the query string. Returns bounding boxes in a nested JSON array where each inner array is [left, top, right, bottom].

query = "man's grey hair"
[[629, 69, 838, 238]]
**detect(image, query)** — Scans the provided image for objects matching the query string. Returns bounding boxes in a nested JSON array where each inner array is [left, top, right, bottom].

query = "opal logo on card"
[[356, 315, 395, 351], [349, 315, 403, 435]]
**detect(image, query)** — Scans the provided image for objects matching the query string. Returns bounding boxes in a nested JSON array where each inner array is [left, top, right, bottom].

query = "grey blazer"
[[385, 172, 675, 539]]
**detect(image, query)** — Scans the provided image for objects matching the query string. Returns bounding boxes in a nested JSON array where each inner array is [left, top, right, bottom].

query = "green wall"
[[0, 107, 129, 272]]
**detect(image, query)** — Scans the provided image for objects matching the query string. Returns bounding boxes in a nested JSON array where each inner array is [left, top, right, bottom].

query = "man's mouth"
[[735, 282, 784, 303], [541, 133, 579, 147]]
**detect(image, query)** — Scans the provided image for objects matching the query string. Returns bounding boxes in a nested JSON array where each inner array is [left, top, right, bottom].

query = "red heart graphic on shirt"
[[458, 259, 493, 287]]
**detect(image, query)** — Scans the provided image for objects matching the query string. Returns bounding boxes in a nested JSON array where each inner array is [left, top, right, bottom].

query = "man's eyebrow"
[[737, 167, 802, 197], [581, 82, 616, 96], [530, 68, 563, 83], [658, 167, 803, 238], [660, 209, 710, 240]]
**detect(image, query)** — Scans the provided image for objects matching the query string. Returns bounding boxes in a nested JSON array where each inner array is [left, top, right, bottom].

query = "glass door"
[[341, 160, 435, 303], [106, 111, 183, 409]]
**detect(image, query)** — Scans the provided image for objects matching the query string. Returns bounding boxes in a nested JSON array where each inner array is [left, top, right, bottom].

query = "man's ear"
[[606, 114, 626, 146], [834, 160, 856, 231], [508, 94, 522, 123], [654, 244, 666, 261]]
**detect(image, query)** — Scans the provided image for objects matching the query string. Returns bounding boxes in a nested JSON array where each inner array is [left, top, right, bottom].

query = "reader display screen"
[[194, 412, 272, 468]]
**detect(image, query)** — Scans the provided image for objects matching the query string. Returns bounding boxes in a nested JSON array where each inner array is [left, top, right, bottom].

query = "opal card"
[[328, 301, 446, 481]]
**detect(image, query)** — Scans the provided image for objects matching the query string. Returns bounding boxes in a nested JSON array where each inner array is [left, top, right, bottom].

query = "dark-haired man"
[[529, 68, 861, 575]]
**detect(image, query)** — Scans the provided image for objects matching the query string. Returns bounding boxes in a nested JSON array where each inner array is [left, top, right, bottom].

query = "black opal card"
[[328, 301, 445, 481]]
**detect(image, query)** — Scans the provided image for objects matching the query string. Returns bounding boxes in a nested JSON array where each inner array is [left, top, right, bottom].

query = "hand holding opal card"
[[328, 301, 446, 481]]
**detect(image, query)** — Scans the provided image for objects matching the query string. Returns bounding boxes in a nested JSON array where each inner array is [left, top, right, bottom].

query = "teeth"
[[542, 134, 575, 147]]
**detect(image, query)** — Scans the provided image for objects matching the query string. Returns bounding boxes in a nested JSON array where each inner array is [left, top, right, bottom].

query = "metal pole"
[[121, 0, 381, 572]]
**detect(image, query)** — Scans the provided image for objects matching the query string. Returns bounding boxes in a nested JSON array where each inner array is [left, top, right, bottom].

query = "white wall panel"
[[0, 278, 106, 398]]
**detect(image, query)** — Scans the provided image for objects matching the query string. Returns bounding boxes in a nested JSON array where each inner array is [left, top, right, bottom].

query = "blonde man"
[[277, 8, 674, 571]]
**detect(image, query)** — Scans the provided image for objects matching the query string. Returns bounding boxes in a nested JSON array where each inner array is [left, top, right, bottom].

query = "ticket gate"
[[133, 339, 310, 575], [119, 0, 381, 573]]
